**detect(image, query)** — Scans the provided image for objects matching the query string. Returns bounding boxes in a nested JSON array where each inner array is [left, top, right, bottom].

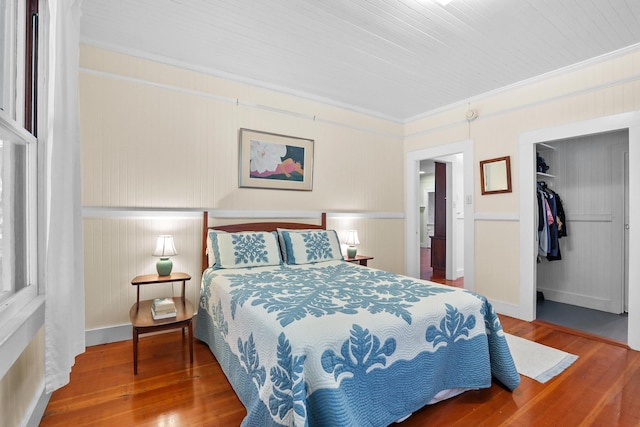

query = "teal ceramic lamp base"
[[156, 257, 173, 276], [347, 246, 357, 258]]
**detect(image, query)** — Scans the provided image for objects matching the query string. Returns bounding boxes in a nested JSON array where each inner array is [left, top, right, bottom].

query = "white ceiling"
[[80, 0, 640, 122]]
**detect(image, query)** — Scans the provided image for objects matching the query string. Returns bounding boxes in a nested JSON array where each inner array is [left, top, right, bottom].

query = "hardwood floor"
[[40, 316, 640, 426], [420, 246, 433, 280], [421, 247, 464, 288]]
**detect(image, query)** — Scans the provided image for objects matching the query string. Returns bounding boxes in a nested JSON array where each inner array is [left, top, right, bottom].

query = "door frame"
[[406, 139, 474, 290], [624, 150, 630, 312], [518, 111, 640, 350]]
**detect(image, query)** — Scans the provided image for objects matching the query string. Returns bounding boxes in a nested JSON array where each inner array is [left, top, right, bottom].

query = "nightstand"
[[129, 272, 193, 374], [344, 255, 374, 266]]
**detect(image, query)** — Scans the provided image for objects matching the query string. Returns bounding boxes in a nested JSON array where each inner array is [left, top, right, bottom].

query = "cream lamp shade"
[[344, 230, 360, 258], [153, 235, 178, 276]]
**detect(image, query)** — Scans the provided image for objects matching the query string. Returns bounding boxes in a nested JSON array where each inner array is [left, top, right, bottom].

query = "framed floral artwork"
[[239, 128, 314, 191]]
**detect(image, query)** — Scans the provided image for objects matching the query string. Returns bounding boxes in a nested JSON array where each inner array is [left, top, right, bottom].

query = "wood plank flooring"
[[420, 247, 464, 287], [40, 315, 640, 426]]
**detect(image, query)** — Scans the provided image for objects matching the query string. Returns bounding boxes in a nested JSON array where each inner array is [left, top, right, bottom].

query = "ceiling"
[[80, 0, 640, 122]]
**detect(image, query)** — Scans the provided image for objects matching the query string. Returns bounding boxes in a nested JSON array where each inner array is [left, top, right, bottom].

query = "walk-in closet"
[[535, 130, 629, 342]]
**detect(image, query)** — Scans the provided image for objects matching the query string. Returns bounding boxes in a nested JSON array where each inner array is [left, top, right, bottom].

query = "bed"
[[194, 212, 520, 426]]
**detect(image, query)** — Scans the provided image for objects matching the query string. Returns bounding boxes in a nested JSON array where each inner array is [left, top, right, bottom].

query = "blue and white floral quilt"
[[195, 261, 520, 426]]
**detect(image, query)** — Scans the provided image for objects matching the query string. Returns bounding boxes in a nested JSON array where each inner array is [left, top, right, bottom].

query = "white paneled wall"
[[327, 217, 405, 275], [83, 217, 203, 330], [80, 47, 405, 211], [82, 214, 405, 332], [80, 45, 406, 338], [81, 43, 640, 343]]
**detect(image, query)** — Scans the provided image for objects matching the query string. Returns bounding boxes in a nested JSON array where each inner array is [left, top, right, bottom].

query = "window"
[[1, 0, 7, 112], [0, 0, 38, 321], [0, 119, 36, 307]]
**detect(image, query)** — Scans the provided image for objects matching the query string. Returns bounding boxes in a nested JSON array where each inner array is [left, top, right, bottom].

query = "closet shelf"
[[537, 172, 556, 178], [537, 143, 556, 151]]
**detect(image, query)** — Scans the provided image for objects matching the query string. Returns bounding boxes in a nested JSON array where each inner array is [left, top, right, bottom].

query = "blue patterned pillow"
[[211, 231, 282, 269], [280, 229, 344, 265], [276, 228, 318, 264], [206, 229, 227, 268]]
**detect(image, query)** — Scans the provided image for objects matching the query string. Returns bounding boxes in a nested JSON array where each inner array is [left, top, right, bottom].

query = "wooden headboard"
[[201, 211, 327, 272]]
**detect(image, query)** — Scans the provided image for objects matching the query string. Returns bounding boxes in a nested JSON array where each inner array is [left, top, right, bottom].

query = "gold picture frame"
[[239, 128, 314, 191]]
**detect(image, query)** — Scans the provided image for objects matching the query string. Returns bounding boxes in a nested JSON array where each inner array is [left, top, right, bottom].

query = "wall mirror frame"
[[480, 156, 512, 195]]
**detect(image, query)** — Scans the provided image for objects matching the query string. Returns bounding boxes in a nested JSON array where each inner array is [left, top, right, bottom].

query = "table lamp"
[[153, 235, 177, 276], [344, 230, 360, 258]]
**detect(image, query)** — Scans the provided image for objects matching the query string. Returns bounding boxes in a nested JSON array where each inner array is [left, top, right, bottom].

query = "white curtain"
[[42, 0, 85, 393]]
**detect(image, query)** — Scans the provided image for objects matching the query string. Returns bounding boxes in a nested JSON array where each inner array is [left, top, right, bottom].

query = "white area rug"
[[505, 333, 578, 384]]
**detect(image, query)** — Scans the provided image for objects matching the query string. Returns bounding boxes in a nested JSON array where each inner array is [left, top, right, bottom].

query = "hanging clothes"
[[537, 181, 567, 261]]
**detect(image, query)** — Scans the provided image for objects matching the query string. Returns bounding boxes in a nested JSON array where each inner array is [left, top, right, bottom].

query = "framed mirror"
[[480, 156, 512, 195]]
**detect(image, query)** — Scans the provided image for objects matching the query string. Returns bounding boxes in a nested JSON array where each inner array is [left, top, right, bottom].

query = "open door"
[[431, 161, 447, 279]]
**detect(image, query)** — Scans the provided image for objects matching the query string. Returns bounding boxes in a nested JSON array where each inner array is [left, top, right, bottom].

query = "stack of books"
[[151, 297, 177, 320]]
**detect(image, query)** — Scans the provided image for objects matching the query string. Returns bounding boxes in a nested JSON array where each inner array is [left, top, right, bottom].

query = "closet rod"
[[537, 142, 556, 151]]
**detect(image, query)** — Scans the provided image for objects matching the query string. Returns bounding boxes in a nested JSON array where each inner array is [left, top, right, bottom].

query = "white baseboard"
[[26, 384, 49, 427], [488, 298, 523, 320], [86, 324, 132, 346], [85, 323, 190, 346], [537, 287, 617, 314]]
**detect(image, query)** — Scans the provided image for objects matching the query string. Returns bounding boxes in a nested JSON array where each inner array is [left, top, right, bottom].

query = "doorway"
[[534, 131, 629, 342], [406, 139, 474, 291], [518, 111, 640, 351], [418, 159, 449, 280], [419, 160, 436, 280], [419, 158, 458, 282]]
